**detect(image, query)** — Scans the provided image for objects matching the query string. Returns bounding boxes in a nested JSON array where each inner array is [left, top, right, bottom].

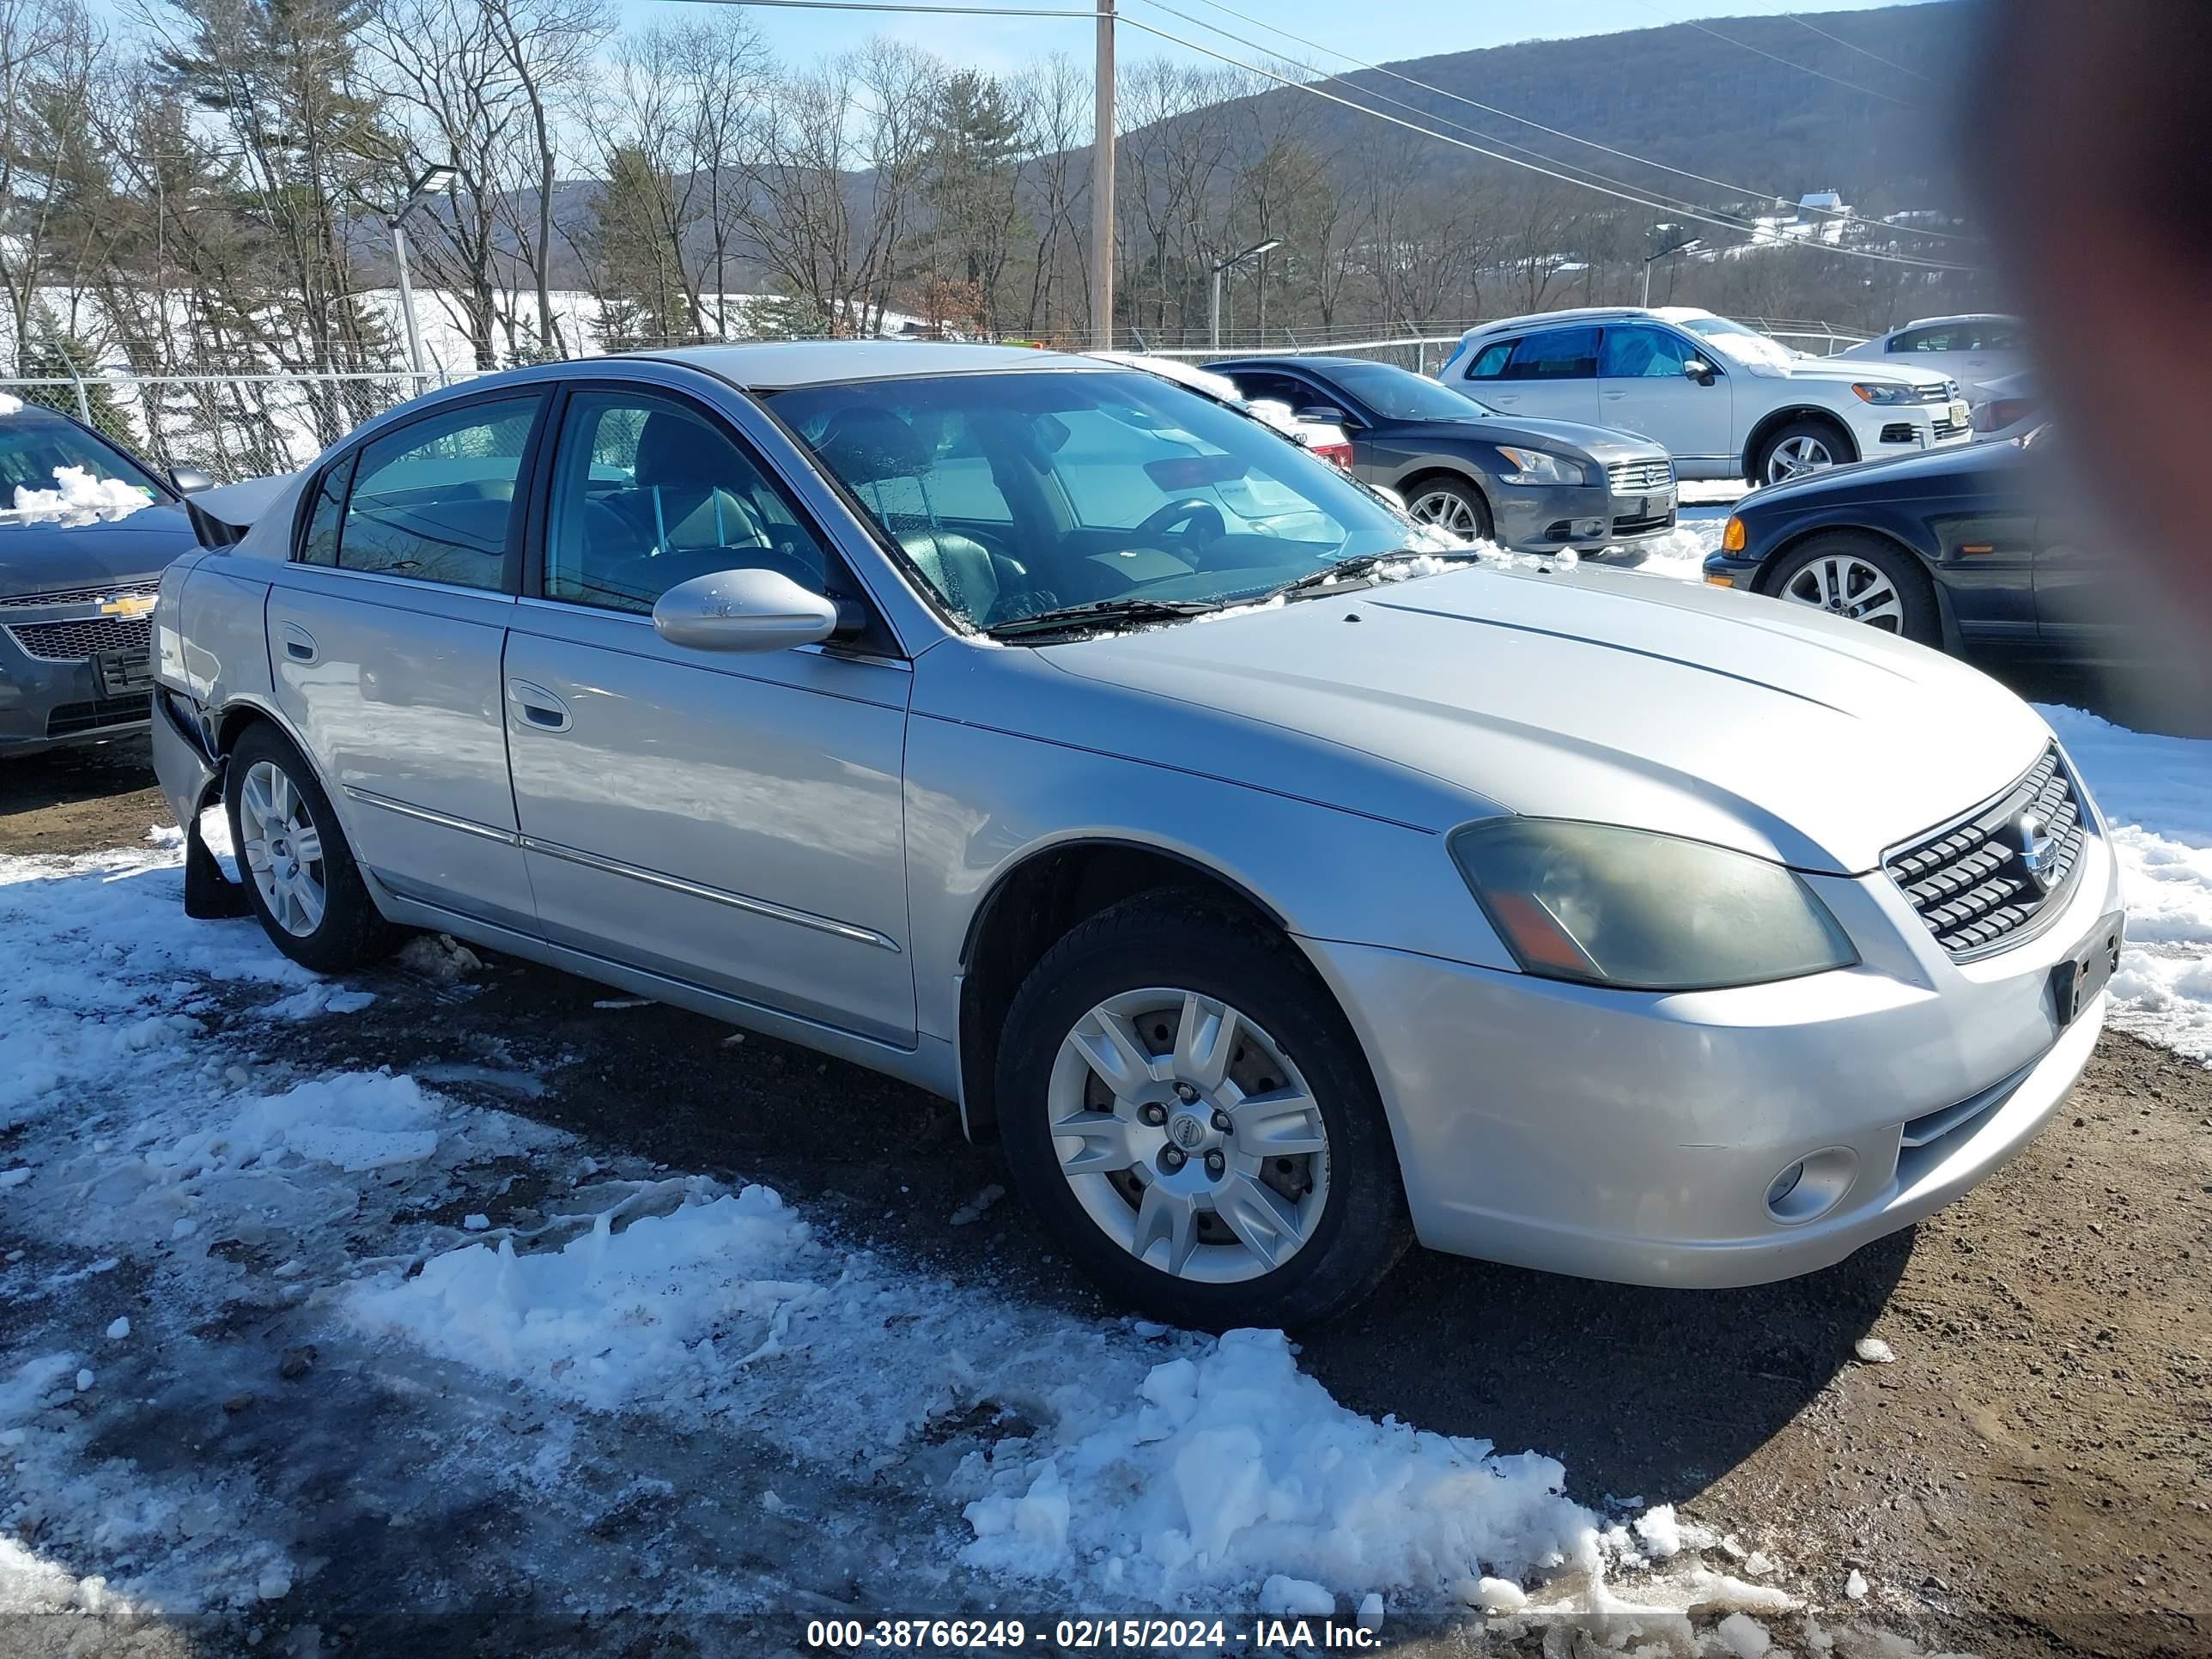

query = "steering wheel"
[[1133, 497, 1225, 547]]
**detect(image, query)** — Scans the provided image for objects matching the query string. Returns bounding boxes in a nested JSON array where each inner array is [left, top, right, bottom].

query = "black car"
[[1206, 356, 1679, 557], [0, 405, 210, 757], [1700, 433, 2203, 706]]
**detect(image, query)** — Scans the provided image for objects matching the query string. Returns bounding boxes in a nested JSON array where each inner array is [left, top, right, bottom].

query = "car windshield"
[[769, 369, 1411, 631], [0, 412, 165, 507], [1320, 361, 1492, 421]]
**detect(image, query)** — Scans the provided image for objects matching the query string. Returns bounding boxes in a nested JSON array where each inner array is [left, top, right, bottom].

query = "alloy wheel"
[[1765, 434, 1835, 483], [238, 758, 327, 937], [1408, 489, 1481, 538], [1778, 552, 1906, 630], [1047, 988, 1330, 1284]]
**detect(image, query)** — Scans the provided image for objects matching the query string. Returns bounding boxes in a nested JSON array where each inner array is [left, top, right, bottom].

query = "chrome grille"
[[0, 581, 159, 610], [1932, 416, 1969, 440], [1606, 458, 1674, 494], [6, 615, 153, 661], [1885, 743, 2087, 958]]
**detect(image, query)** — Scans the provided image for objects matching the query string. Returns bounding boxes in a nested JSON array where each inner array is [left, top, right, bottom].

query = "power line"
[[1782, 11, 1937, 84], [1621, 2, 1923, 108], [1164, 0, 1970, 243], [1111, 10, 1975, 270]]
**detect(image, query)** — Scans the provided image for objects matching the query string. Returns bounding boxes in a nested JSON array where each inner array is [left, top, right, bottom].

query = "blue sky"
[[624, 0, 1926, 77]]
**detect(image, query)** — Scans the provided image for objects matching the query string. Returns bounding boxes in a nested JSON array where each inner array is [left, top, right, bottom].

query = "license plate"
[[1949, 399, 1969, 428], [2051, 911, 2124, 1026], [94, 647, 152, 699]]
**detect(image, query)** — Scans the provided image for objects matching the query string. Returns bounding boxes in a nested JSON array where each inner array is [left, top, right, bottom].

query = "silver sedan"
[[150, 343, 2123, 1328]]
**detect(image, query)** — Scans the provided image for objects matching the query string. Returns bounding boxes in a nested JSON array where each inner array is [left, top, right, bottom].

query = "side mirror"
[[169, 465, 216, 495], [1682, 359, 1717, 387], [1297, 405, 1350, 425], [651, 568, 838, 653]]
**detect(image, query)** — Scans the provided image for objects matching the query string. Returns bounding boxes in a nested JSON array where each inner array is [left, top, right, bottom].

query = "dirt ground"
[[3, 734, 2209, 1659]]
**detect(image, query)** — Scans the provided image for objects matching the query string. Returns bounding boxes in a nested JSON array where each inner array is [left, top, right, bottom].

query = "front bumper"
[[1301, 817, 2122, 1288], [1844, 400, 1973, 457], [0, 633, 151, 758], [1492, 480, 1679, 554]]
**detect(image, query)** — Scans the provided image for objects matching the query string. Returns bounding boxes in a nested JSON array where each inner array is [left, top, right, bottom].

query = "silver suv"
[[152, 343, 2118, 1328]]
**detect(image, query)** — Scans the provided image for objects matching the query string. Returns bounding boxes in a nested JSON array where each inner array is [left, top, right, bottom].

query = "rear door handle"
[[278, 623, 318, 665], [506, 678, 572, 733]]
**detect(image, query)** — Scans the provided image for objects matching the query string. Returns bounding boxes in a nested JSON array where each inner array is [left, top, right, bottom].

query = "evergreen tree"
[[922, 70, 1026, 331]]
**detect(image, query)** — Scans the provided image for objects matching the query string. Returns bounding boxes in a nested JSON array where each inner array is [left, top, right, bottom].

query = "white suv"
[[1439, 307, 1972, 484]]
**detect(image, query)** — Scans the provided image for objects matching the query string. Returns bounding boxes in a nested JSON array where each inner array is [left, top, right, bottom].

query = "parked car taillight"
[[1312, 441, 1354, 471], [1972, 396, 2039, 433]]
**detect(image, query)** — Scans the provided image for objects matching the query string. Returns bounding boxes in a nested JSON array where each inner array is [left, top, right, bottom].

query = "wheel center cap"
[[1166, 1112, 1208, 1152]]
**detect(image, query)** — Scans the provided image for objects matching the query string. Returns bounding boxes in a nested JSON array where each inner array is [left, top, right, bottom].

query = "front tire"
[[224, 722, 402, 973], [996, 892, 1412, 1331], [1404, 475, 1494, 544], [1765, 531, 1941, 645], [1750, 418, 1852, 485]]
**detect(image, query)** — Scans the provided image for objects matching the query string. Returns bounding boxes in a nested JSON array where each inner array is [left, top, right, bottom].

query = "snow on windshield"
[[1, 465, 155, 526]]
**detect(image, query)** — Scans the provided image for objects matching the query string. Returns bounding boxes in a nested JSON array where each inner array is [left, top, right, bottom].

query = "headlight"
[[1449, 818, 1858, 991], [1850, 382, 1917, 406], [1494, 446, 1587, 486]]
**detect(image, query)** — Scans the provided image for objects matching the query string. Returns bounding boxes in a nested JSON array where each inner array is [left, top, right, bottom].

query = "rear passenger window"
[[1504, 327, 1600, 380], [1465, 341, 1513, 380], [335, 396, 540, 589], [296, 455, 352, 566]]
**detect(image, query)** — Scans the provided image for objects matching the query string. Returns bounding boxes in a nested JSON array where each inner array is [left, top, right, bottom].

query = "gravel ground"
[[2, 733, 2207, 1658]]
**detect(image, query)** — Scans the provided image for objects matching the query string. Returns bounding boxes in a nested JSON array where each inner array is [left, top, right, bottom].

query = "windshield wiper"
[[986, 595, 1224, 639], [1269, 546, 1480, 602]]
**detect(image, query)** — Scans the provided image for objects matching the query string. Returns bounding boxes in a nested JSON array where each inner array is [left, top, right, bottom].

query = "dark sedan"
[[0, 405, 208, 757], [1206, 356, 1678, 556], [1701, 432, 2198, 687]]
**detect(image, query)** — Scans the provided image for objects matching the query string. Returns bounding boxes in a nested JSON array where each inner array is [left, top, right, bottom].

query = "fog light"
[[1571, 517, 1605, 538], [1764, 1146, 1858, 1224]]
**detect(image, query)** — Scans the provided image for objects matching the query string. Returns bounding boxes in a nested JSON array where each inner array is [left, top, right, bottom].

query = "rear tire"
[[1404, 475, 1494, 544], [996, 890, 1413, 1331], [224, 721, 403, 973], [1749, 418, 1852, 486], [1765, 532, 1940, 646]]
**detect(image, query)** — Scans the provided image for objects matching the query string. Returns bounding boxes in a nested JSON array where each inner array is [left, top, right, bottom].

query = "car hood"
[[1040, 562, 2049, 874], [0, 502, 198, 597], [1384, 414, 1668, 464], [1740, 438, 2022, 511], [1771, 356, 1953, 392]]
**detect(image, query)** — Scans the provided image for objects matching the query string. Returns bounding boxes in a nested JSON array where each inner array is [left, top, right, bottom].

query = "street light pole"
[[1209, 239, 1281, 349], [392, 220, 426, 380], [1091, 0, 1115, 349], [1641, 234, 1701, 307]]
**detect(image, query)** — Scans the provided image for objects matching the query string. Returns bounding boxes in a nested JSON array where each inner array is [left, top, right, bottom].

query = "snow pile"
[[959, 1328, 1597, 1602], [3, 465, 155, 526], [2044, 706, 2212, 1063], [0, 392, 21, 416]]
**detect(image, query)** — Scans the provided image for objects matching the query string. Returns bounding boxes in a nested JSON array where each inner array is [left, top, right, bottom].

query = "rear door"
[[1478, 325, 1601, 423], [1597, 324, 1732, 464], [501, 375, 917, 1045], [264, 391, 544, 931]]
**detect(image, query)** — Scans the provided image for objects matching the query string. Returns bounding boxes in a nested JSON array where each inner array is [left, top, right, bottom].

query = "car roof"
[[636, 339, 1103, 390], [1456, 306, 1713, 343], [1206, 355, 1401, 372], [1892, 313, 2021, 333]]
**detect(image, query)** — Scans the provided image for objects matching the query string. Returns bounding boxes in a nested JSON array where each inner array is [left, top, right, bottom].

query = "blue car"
[[0, 405, 209, 757]]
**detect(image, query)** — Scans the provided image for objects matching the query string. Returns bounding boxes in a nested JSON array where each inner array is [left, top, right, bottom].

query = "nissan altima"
[[149, 343, 2124, 1329]]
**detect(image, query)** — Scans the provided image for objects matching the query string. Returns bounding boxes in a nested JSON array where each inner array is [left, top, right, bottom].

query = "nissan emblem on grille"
[[2013, 810, 2057, 892], [1884, 743, 2087, 958]]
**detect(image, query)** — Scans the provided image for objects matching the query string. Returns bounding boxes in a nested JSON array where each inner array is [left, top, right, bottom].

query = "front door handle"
[[506, 678, 572, 733], [278, 622, 318, 665]]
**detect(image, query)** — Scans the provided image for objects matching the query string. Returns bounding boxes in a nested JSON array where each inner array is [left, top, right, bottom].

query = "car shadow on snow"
[[267, 942, 1915, 1529]]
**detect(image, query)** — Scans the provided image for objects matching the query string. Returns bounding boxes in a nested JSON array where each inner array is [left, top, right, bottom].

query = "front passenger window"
[[544, 390, 830, 614]]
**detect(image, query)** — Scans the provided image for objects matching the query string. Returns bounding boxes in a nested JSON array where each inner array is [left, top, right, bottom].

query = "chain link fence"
[[0, 368, 479, 485]]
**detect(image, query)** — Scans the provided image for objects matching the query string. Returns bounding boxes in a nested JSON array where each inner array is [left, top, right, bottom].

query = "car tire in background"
[[996, 890, 1413, 1331], [224, 721, 404, 973], [1749, 417, 1853, 486], [1765, 531, 1941, 646], [1403, 474, 1495, 544]]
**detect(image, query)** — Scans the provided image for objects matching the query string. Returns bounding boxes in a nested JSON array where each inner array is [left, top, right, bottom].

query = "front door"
[[501, 381, 917, 1045], [1597, 324, 1733, 465], [264, 392, 544, 931]]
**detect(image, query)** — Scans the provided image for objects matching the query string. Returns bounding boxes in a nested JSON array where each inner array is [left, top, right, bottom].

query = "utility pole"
[[1091, 0, 1115, 349], [392, 220, 426, 380]]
